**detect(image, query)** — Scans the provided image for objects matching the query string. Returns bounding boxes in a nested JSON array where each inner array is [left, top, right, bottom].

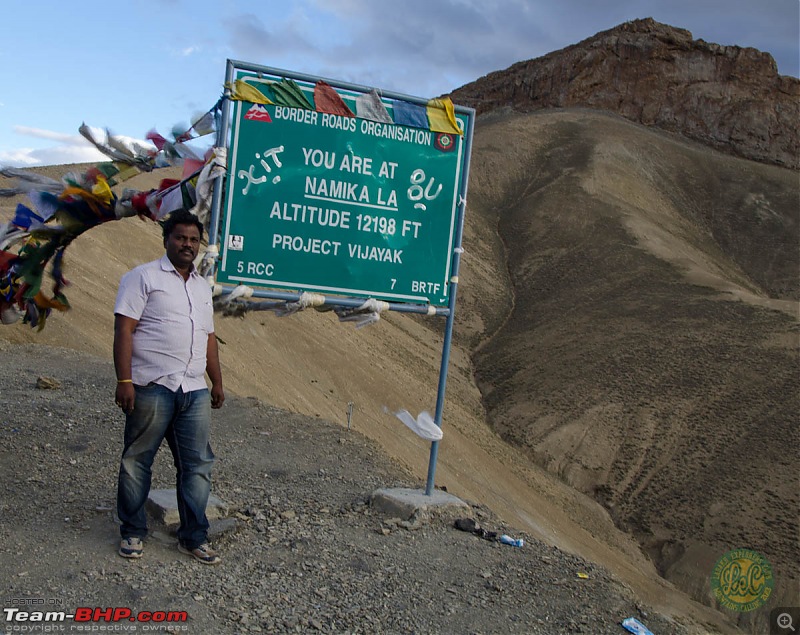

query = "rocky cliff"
[[449, 18, 799, 169]]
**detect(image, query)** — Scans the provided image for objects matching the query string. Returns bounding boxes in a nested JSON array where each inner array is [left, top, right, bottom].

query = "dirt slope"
[[458, 108, 799, 632], [4, 343, 689, 635]]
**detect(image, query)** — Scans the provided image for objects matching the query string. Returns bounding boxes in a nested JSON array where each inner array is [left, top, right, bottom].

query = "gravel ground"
[[0, 342, 692, 635]]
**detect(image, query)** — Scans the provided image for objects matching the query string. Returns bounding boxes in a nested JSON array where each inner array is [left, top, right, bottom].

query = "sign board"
[[217, 69, 472, 306]]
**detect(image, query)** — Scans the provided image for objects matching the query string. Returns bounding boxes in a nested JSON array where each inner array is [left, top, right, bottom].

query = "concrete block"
[[370, 487, 471, 522], [146, 489, 228, 529]]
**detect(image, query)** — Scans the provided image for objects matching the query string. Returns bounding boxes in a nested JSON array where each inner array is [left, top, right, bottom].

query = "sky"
[[1, 0, 797, 168]]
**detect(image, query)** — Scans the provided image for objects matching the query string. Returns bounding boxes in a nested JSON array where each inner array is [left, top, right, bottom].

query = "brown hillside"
[[458, 108, 799, 632], [449, 18, 800, 169]]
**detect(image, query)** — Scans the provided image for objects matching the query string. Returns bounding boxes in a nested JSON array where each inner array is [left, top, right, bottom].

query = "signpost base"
[[370, 487, 470, 522]]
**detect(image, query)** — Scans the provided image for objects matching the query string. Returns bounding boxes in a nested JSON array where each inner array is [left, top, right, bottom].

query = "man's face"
[[164, 223, 201, 270]]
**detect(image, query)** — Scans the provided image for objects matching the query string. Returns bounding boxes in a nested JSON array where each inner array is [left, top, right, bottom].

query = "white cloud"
[[0, 127, 109, 168], [0, 148, 41, 167], [0, 145, 107, 168], [13, 127, 78, 143]]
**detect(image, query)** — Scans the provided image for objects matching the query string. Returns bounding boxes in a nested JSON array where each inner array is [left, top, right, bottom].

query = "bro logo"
[[710, 548, 774, 612]]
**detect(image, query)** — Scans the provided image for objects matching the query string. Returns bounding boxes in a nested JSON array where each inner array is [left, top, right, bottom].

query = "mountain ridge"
[[449, 18, 800, 169]]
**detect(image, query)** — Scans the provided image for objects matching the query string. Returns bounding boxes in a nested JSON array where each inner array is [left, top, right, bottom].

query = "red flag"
[[146, 130, 168, 151]]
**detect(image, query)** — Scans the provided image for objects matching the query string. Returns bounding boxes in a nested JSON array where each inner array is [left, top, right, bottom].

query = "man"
[[114, 209, 224, 565]]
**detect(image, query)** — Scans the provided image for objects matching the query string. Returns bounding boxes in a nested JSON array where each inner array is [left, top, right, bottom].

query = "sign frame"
[[207, 59, 476, 494], [215, 65, 473, 308]]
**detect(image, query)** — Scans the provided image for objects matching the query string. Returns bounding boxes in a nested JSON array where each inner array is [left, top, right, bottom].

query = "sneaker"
[[118, 537, 143, 559], [178, 542, 221, 565]]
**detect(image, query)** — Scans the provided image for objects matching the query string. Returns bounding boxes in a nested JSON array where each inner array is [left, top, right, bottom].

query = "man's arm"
[[114, 314, 139, 414], [206, 332, 225, 409]]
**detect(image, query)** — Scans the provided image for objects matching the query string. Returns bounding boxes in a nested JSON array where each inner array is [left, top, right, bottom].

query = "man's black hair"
[[162, 210, 204, 241]]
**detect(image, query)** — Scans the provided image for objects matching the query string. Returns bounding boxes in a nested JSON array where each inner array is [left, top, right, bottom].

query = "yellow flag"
[[227, 79, 274, 105], [33, 291, 69, 312], [426, 98, 462, 135], [92, 177, 114, 205], [114, 164, 141, 184]]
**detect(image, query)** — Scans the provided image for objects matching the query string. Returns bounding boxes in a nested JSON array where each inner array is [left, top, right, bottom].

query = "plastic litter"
[[577, 572, 589, 579], [454, 519, 526, 547], [499, 534, 524, 548], [621, 617, 654, 635]]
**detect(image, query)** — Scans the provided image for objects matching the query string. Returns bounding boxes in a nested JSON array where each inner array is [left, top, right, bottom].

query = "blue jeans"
[[117, 384, 215, 549]]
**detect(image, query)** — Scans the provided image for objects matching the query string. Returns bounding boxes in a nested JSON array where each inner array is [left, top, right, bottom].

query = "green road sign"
[[217, 71, 471, 306]]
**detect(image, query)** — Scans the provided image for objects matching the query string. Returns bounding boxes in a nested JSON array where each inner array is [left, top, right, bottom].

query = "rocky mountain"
[[449, 18, 800, 170]]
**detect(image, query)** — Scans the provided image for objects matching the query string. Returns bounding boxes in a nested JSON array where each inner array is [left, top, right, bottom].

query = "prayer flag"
[[146, 130, 168, 151], [426, 98, 462, 135], [269, 78, 313, 109], [182, 158, 205, 181], [91, 178, 114, 206], [95, 162, 121, 180], [355, 89, 392, 123], [392, 100, 428, 129], [156, 180, 183, 218], [113, 163, 141, 184], [191, 110, 216, 136], [227, 79, 274, 105], [314, 81, 354, 117], [12, 204, 44, 230]]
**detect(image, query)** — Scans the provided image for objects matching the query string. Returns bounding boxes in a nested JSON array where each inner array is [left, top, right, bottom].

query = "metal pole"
[[206, 60, 235, 260], [424, 289, 458, 495], [424, 108, 476, 496], [228, 59, 437, 108]]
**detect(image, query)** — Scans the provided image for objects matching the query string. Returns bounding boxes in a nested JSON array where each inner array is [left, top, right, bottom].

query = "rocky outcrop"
[[449, 18, 799, 169]]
